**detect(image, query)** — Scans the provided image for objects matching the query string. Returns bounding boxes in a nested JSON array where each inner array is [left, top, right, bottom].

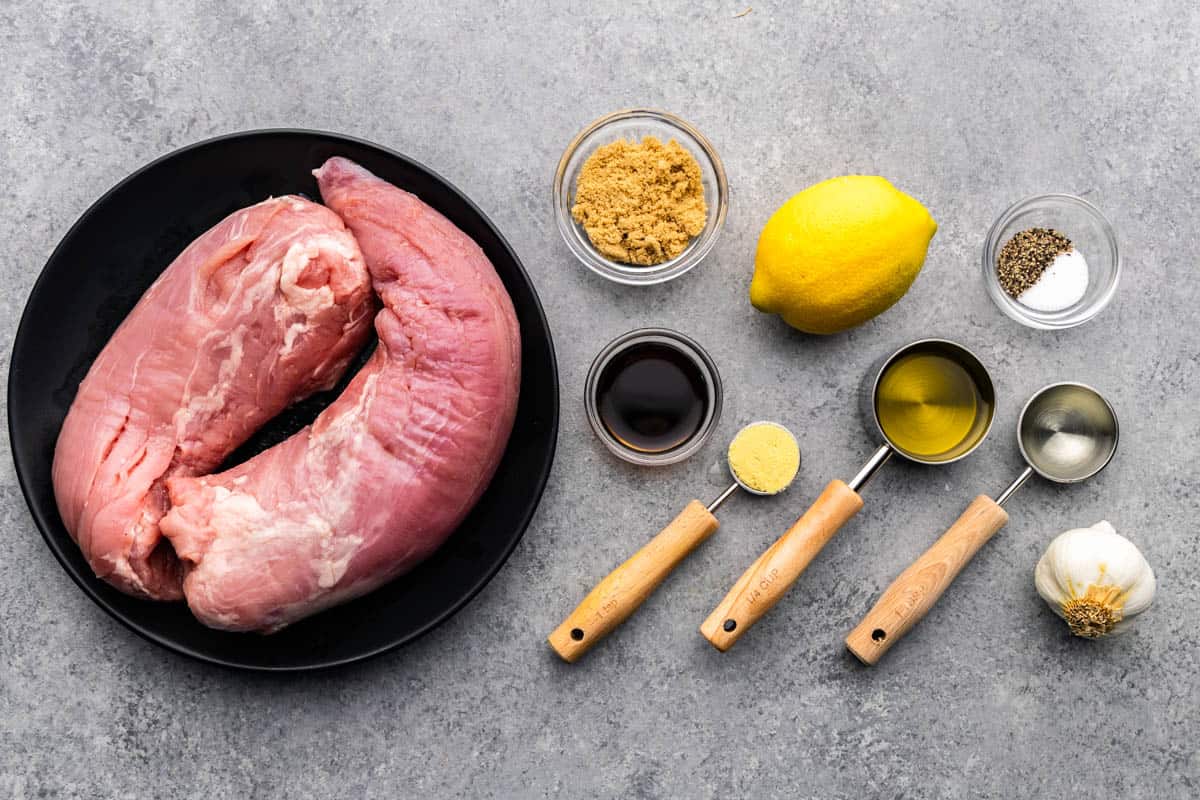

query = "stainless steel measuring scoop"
[[846, 382, 1119, 665], [549, 422, 800, 663], [700, 339, 995, 651]]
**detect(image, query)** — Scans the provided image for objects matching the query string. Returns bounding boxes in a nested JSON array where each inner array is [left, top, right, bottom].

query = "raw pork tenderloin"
[[52, 197, 374, 599], [160, 157, 521, 631]]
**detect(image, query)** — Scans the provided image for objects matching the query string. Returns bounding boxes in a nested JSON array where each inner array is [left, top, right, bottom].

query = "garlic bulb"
[[1034, 521, 1155, 638]]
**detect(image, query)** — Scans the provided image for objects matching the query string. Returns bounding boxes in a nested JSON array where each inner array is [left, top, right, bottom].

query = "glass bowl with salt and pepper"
[[982, 194, 1120, 329]]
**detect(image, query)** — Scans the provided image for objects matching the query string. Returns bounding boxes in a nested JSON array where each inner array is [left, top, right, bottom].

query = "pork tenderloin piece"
[[52, 196, 374, 599], [160, 157, 521, 632]]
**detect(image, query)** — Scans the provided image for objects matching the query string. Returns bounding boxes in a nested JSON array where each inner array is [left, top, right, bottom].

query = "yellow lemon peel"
[[750, 176, 937, 334]]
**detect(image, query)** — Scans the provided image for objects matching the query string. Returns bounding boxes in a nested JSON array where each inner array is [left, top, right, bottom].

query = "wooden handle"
[[845, 495, 1009, 665], [548, 500, 720, 663], [700, 480, 863, 651]]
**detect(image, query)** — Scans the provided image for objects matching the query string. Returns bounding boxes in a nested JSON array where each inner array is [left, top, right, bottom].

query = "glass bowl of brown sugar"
[[554, 109, 729, 286]]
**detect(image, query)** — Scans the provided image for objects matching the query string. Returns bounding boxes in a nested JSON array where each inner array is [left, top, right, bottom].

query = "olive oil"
[[596, 342, 707, 454], [875, 351, 989, 460]]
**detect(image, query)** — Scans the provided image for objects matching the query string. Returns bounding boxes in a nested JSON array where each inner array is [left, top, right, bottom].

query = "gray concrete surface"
[[2, 1, 1197, 797]]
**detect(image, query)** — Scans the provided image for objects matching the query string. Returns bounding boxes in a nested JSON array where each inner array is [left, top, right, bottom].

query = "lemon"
[[750, 176, 937, 334]]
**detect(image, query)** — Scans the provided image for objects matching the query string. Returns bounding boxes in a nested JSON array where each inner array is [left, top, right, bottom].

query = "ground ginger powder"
[[727, 422, 800, 495], [570, 136, 708, 266]]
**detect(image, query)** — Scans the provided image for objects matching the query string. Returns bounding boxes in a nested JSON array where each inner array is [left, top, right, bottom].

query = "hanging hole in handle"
[[570, 628, 584, 641], [723, 619, 737, 632], [871, 628, 887, 642]]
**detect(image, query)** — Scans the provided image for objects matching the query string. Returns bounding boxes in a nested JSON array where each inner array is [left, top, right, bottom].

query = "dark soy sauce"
[[595, 342, 708, 454]]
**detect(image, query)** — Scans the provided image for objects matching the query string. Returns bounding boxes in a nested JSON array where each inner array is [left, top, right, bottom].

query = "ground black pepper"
[[997, 228, 1074, 298]]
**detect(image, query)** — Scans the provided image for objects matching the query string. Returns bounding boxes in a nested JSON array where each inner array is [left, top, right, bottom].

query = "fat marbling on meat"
[[159, 157, 521, 632], [52, 196, 374, 599]]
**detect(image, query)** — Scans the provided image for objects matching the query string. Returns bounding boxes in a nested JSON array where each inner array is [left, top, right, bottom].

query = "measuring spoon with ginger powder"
[[548, 422, 800, 663]]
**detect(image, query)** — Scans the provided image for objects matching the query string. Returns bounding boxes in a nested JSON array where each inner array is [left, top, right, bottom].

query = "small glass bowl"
[[982, 194, 1120, 329], [554, 109, 729, 286], [584, 328, 723, 466]]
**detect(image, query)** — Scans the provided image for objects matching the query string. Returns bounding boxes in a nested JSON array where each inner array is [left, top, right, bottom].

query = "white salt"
[[1018, 249, 1089, 312]]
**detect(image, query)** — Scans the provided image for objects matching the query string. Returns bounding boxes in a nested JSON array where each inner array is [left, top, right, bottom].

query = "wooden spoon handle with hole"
[[548, 500, 720, 663], [700, 480, 864, 651], [845, 495, 1009, 665]]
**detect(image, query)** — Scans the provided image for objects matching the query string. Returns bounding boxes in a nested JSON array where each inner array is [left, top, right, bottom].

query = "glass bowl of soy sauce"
[[585, 328, 723, 466]]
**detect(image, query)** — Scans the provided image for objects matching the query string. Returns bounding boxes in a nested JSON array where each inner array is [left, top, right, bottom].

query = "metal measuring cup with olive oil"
[[874, 349, 993, 461]]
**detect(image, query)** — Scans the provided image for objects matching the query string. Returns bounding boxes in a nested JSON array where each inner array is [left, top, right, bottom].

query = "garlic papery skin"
[[1034, 521, 1156, 638]]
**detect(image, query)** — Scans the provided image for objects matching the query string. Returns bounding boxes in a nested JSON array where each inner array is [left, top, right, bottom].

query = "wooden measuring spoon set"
[[550, 338, 1118, 666]]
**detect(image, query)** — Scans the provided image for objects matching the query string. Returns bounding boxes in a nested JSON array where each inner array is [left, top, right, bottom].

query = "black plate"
[[8, 130, 558, 671]]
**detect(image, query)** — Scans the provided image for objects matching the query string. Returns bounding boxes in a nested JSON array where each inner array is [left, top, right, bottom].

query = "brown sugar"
[[570, 136, 708, 266]]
